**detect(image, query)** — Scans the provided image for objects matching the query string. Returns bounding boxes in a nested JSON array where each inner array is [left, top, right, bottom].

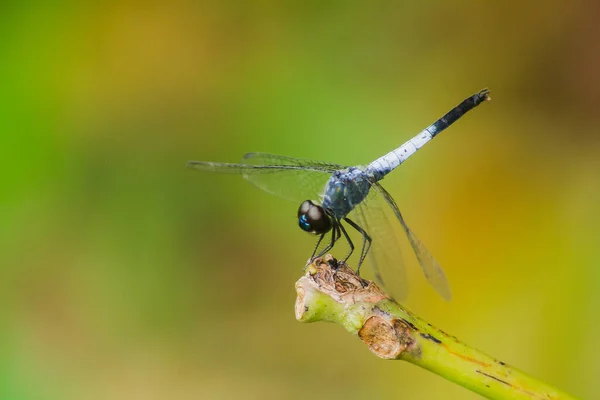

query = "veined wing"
[[353, 191, 409, 301], [188, 152, 345, 203], [371, 182, 452, 301], [243, 152, 343, 172], [242, 152, 344, 202]]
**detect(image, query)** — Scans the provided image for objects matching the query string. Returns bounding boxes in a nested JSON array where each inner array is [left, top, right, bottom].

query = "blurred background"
[[1, 1, 599, 399]]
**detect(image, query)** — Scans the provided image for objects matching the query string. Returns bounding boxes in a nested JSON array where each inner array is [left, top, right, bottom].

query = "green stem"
[[295, 256, 577, 400]]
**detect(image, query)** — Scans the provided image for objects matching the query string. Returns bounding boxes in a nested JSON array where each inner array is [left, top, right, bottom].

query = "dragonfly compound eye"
[[298, 200, 332, 234]]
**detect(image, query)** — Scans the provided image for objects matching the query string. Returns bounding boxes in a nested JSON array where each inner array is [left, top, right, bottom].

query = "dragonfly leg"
[[314, 222, 341, 260], [338, 220, 355, 265], [343, 217, 372, 275], [310, 233, 326, 260]]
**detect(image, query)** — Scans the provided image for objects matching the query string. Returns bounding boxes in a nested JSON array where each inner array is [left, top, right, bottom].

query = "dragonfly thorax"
[[322, 167, 372, 219]]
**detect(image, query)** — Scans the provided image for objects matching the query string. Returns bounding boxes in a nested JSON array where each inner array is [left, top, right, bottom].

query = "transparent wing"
[[371, 182, 452, 301], [352, 192, 409, 301], [243, 152, 344, 173], [242, 152, 343, 203], [188, 152, 345, 203]]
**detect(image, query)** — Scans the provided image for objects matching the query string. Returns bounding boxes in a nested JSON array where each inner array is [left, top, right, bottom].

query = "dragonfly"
[[189, 89, 490, 300]]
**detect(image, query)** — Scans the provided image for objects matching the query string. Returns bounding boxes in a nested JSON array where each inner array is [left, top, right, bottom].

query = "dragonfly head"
[[297, 200, 332, 235]]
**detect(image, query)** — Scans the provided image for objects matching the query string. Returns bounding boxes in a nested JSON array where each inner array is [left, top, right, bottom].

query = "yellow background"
[[1, 2, 599, 399]]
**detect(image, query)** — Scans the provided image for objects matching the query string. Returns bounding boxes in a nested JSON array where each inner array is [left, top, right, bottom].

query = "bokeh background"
[[2, 2, 599, 399]]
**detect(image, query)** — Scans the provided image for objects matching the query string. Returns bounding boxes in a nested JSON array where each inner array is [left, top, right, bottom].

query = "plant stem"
[[295, 256, 577, 400]]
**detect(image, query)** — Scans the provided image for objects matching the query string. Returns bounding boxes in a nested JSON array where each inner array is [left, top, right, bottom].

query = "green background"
[[1, 2, 599, 399]]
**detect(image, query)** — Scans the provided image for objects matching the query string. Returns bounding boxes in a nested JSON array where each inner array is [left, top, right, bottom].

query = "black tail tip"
[[477, 88, 491, 102]]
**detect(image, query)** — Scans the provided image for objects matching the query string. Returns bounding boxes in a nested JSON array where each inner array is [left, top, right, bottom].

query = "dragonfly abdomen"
[[365, 89, 490, 181], [365, 131, 434, 180]]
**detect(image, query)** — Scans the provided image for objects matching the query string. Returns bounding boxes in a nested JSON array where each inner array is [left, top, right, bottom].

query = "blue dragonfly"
[[189, 89, 490, 300]]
